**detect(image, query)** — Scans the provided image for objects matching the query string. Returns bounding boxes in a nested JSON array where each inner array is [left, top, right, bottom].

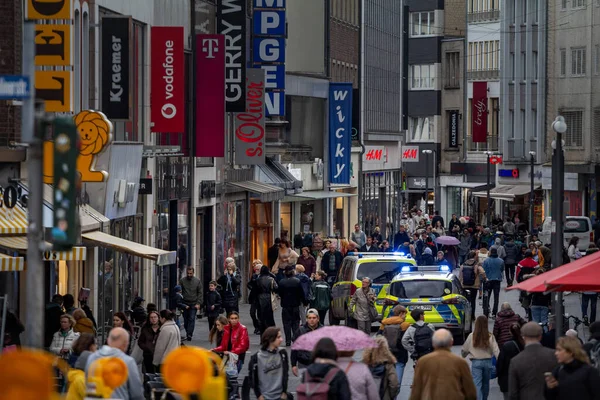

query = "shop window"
[[571, 47, 587, 76], [250, 201, 273, 265], [301, 203, 315, 233]]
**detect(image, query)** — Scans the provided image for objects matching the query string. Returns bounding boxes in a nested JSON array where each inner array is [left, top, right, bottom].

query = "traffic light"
[[51, 117, 79, 251]]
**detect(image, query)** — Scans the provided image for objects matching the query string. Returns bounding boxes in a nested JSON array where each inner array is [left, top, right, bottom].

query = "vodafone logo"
[[162, 40, 176, 114], [161, 103, 176, 119]]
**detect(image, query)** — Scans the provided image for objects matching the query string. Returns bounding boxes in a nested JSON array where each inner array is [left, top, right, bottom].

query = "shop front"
[[448, 162, 489, 221], [542, 167, 581, 220], [400, 143, 441, 219]]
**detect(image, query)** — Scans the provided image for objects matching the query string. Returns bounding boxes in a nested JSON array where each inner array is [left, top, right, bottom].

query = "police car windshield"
[[390, 280, 452, 298], [357, 262, 414, 284]]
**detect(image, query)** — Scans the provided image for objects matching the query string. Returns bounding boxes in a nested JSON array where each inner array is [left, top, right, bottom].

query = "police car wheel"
[[454, 326, 466, 345]]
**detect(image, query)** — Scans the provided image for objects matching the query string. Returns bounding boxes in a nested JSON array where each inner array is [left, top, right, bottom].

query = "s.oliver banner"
[[234, 69, 265, 165], [472, 81, 488, 143], [328, 83, 353, 185], [101, 17, 131, 120], [217, 0, 246, 112], [151, 27, 185, 133], [196, 34, 225, 157]]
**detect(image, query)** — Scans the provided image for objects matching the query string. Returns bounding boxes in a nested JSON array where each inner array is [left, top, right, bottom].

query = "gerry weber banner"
[[196, 34, 225, 157], [449, 110, 459, 148], [151, 27, 185, 133], [329, 83, 353, 185], [234, 69, 266, 165], [102, 17, 131, 120], [217, 0, 247, 112], [472, 81, 488, 143]]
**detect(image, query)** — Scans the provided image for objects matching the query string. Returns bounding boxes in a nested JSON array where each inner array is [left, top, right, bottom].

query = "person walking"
[[255, 265, 278, 334], [45, 294, 64, 348], [458, 228, 473, 265], [179, 266, 203, 342], [401, 309, 435, 363], [544, 336, 600, 400], [508, 322, 558, 400], [490, 237, 507, 260], [209, 315, 230, 351], [66, 350, 92, 400], [349, 277, 377, 335], [461, 316, 500, 400], [268, 238, 282, 269], [277, 265, 306, 347], [496, 324, 524, 400], [583, 321, 600, 362], [310, 270, 332, 323], [67, 333, 97, 368], [352, 224, 367, 248], [218, 261, 241, 315], [393, 225, 411, 251], [567, 236, 583, 263], [503, 236, 519, 286], [321, 241, 343, 286], [73, 309, 96, 335], [460, 251, 487, 320], [50, 314, 80, 359], [482, 248, 505, 318], [297, 247, 317, 277], [291, 308, 323, 377], [205, 280, 223, 332], [530, 282, 551, 326], [247, 327, 290, 400], [211, 311, 250, 373], [379, 305, 410, 387], [363, 336, 401, 400], [493, 303, 526, 348], [581, 290, 598, 325], [410, 329, 477, 400], [248, 260, 262, 335], [152, 310, 180, 369], [336, 349, 379, 400], [273, 240, 299, 281], [299, 338, 351, 400], [296, 265, 312, 325], [137, 310, 160, 373]]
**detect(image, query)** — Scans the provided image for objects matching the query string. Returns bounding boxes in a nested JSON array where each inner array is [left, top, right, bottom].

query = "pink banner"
[[196, 34, 225, 157], [472, 81, 488, 143]]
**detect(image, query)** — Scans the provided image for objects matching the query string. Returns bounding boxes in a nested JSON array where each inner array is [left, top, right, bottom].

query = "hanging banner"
[[196, 34, 226, 157], [472, 81, 488, 143], [102, 17, 131, 120], [234, 69, 266, 165], [328, 83, 353, 185], [151, 26, 185, 133], [449, 110, 459, 148], [217, 0, 247, 112]]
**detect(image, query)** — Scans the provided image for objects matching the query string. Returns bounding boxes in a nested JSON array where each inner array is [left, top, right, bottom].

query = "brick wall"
[[0, 0, 22, 147], [444, 0, 466, 37], [330, 19, 360, 88]]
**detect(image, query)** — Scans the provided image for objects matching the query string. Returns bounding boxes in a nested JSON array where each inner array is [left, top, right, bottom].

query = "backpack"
[[589, 339, 600, 370], [297, 367, 340, 400], [413, 324, 434, 358], [462, 265, 476, 286]]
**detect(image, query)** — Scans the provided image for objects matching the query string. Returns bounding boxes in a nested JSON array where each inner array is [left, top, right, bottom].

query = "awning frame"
[[227, 180, 285, 203], [82, 231, 176, 266]]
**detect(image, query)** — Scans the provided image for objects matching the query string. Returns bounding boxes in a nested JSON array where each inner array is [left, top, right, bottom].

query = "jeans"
[[505, 264, 516, 286], [483, 280, 501, 317], [395, 362, 406, 388], [471, 358, 492, 400], [582, 294, 598, 323], [282, 307, 300, 344], [182, 305, 197, 339], [531, 306, 549, 327], [357, 319, 372, 335]]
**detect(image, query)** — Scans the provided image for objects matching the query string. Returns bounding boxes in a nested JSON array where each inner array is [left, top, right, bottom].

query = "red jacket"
[[516, 257, 539, 282], [213, 323, 250, 355]]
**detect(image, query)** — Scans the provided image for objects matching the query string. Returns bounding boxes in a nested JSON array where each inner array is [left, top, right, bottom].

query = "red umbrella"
[[506, 251, 600, 292]]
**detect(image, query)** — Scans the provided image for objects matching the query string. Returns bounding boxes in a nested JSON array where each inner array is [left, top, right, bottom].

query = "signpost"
[[0, 75, 31, 100]]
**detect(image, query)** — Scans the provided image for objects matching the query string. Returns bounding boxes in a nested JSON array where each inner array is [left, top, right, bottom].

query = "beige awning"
[[0, 204, 28, 235], [79, 204, 110, 233], [0, 253, 24, 272], [82, 231, 176, 266], [472, 184, 540, 200], [0, 236, 86, 261]]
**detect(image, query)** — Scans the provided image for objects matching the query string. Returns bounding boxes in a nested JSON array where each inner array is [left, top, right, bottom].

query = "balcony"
[[468, 69, 500, 81], [468, 9, 500, 23]]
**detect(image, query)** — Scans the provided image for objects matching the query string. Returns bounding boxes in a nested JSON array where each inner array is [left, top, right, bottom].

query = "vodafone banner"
[[151, 27, 185, 133]]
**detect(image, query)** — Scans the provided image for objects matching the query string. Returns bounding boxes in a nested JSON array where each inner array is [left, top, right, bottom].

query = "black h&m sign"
[[449, 110, 459, 149], [217, 0, 246, 112], [102, 17, 130, 119]]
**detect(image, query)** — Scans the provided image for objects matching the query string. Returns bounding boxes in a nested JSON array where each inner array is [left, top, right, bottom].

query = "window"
[[560, 48, 567, 76], [510, 110, 515, 138], [522, 0, 528, 23], [410, 64, 436, 89], [356, 262, 415, 284], [409, 116, 435, 142], [595, 45, 600, 75], [389, 279, 452, 299], [571, 47, 587, 76], [533, 51, 538, 80], [445, 52, 460, 88], [411, 11, 435, 36], [573, 0, 585, 7], [562, 0, 568, 9], [560, 110, 584, 147], [532, 109, 538, 137], [521, 110, 526, 138]]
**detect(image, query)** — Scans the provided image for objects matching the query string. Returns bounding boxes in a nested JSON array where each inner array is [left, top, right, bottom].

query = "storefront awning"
[[79, 204, 110, 233], [0, 253, 24, 272], [472, 184, 540, 200], [0, 236, 87, 261], [228, 180, 285, 203], [0, 204, 28, 235], [82, 231, 176, 266], [294, 190, 357, 200], [256, 158, 303, 195]]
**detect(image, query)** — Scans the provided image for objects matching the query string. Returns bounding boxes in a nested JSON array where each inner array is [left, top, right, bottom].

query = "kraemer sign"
[[234, 69, 266, 165], [328, 83, 352, 184], [151, 27, 185, 133], [102, 17, 131, 120]]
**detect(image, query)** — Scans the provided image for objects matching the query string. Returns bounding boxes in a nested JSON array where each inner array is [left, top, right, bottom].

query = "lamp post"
[[484, 151, 494, 226], [551, 115, 567, 344], [422, 149, 433, 214], [529, 151, 536, 236]]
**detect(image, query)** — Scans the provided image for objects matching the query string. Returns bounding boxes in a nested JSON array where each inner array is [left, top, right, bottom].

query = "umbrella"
[[291, 326, 377, 352], [506, 251, 600, 292], [435, 236, 460, 246]]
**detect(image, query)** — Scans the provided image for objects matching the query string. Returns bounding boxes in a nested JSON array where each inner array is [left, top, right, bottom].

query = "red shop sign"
[[234, 68, 266, 165]]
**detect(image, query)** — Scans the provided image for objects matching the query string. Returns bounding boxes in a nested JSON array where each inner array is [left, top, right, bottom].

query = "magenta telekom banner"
[[196, 34, 225, 157]]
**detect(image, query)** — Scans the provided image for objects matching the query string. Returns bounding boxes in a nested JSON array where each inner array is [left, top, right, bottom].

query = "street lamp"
[[529, 151, 536, 236], [422, 149, 433, 214], [551, 115, 567, 345], [484, 151, 494, 226]]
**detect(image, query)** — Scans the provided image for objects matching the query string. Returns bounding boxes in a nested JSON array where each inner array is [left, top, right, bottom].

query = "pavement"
[[182, 279, 589, 399]]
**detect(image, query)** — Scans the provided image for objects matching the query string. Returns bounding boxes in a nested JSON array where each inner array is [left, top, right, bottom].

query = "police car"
[[329, 252, 417, 327], [382, 265, 473, 343]]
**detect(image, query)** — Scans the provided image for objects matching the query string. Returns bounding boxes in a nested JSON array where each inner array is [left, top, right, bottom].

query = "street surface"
[[186, 279, 588, 399]]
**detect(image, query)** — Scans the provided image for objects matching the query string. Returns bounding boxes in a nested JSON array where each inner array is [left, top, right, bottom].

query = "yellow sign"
[[35, 70, 72, 113], [34, 24, 72, 66], [27, 0, 72, 20], [44, 110, 113, 184]]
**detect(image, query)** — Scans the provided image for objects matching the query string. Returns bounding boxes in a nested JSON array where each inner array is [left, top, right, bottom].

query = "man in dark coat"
[[45, 294, 63, 348], [277, 266, 307, 346], [291, 308, 323, 376], [431, 210, 444, 228], [268, 238, 281, 268], [321, 241, 343, 286]]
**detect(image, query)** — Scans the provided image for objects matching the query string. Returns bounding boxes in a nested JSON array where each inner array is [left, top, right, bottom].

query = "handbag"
[[270, 278, 280, 312], [491, 355, 497, 379], [368, 303, 378, 321]]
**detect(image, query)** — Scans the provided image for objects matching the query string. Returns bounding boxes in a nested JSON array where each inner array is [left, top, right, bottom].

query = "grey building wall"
[[440, 38, 464, 173]]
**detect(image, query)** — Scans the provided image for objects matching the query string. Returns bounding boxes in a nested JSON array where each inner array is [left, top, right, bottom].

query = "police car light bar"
[[346, 252, 412, 258]]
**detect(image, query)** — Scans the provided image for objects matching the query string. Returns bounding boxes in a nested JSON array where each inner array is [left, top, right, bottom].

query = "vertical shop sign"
[[234, 69, 266, 165], [102, 17, 131, 120], [217, 0, 247, 112], [449, 110, 459, 148], [252, 0, 286, 116], [472, 81, 488, 143], [28, 0, 73, 112], [151, 27, 185, 133], [196, 34, 226, 157], [329, 83, 353, 185]]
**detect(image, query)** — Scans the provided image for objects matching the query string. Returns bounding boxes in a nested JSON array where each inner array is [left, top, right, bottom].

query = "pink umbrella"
[[435, 235, 460, 246], [291, 326, 378, 352]]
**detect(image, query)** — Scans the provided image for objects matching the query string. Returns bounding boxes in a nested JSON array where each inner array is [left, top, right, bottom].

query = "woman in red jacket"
[[211, 311, 250, 372]]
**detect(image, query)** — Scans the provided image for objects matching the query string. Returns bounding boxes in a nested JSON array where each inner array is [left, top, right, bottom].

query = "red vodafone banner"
[[151, 27, 185, 133], [472, 81, 488, 143], [196, 34, 225, 157]]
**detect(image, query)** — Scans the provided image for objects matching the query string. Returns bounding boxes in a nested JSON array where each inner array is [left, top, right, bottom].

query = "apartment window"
[[409, 116, 435, 142], [445, 52, 460, 88], [411, 12, 435, 36], [595, 45, 600, 75], [510, 0, 516, 23], [533, 51, 538, 80], [560, 48, 567, 76], [561, 110, 584, 147], [521, 110, 526, 139], [573, 0, 585, 7], [562, 0, 568, 9], [521, 52, 526, 80], [410, 64, 436, 89], [571, 47, 587, 76], [509, 110, 515, 138], [522, 0, 528, 23]]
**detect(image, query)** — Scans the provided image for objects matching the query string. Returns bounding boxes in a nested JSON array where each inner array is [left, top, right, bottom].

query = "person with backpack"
[[296, 265, 313, 325], [298, 337, 351, 400], [379, 305, 410, 386], [461, 316, 500, 400], [503, 236, 519, 286], [363, 336, 400, 400], [459, 251, 487, 320], [310, 271, 332, 323], [336, 349, 379, 400], [401, 309, 435, 363], [482, 248, 505, 318], [247, 327, 290, 400]]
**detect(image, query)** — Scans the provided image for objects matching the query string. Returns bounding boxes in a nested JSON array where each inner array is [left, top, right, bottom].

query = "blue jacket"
[[483, 255, 504, 281]]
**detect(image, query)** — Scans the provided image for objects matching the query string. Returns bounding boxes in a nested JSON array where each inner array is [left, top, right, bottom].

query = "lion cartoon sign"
[[43, 110, 113, 184]]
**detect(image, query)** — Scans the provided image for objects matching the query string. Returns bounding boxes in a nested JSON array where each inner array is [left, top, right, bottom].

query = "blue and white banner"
[[329, 83, 353, 185]]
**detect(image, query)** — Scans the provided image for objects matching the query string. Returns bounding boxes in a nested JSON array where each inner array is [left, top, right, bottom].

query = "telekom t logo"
[[202, 38, 219, 58]]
